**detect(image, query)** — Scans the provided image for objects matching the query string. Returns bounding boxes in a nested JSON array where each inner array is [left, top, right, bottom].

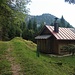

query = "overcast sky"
[[27, 0, 75, 27]]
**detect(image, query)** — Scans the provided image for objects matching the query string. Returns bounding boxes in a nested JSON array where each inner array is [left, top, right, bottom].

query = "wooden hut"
[[35, 25, 75, 55]]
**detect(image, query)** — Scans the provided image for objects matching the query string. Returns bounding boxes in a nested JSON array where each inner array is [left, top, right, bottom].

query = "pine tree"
[[27, 19, 33, 30], [33, 18, 37, 32], [59, 16, 66, 27]]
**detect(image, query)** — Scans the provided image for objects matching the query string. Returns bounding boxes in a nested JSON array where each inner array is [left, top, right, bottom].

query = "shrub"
[[61, 44, 75, 56]]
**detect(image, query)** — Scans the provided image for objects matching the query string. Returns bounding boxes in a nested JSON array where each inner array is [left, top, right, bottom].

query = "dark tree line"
[[23, 18, 38, 42]]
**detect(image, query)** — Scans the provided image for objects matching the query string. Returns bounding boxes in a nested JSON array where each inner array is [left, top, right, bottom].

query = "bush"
[[61, 44, 75, 56]]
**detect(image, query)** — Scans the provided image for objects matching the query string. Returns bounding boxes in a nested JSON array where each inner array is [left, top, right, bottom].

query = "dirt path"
[[6, 42, 23, 75]]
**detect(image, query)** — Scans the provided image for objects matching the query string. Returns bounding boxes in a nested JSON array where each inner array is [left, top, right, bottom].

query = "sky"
[[27, 0, 75, 27]]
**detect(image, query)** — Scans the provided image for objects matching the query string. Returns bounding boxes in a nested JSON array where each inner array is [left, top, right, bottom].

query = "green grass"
[[0, 37, 75, 75], [0, 42, 12, 75]]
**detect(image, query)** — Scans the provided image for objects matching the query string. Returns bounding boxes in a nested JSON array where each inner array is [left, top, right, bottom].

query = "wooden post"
[[36, 49, 40, 57], [36, 40, 40, 57]]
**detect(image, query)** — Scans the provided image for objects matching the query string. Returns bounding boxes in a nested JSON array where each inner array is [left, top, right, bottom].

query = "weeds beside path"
[[6, 42, 23, 75]]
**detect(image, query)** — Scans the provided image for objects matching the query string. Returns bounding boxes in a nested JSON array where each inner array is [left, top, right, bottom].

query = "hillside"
[[29, 13, 56, 25], [27, 13, 73, 28], [0, 37, 75, 75]]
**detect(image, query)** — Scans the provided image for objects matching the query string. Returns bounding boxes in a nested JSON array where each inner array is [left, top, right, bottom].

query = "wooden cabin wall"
[[41, 39, 46, 53], [37, 38, 54, 54], [46, 38, 54, 53], [52, 37, 59, 54], [37, 39, 47, 53], [45, 39, 50, 53]]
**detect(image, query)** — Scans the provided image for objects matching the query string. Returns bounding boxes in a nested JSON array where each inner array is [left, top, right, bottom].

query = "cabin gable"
[[40, 26, 51, 35]]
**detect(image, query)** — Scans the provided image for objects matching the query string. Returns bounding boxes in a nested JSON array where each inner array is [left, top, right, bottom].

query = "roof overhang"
[[35, 35, 51, 39]]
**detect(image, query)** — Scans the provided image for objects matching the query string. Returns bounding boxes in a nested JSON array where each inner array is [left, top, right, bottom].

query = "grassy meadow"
[[0, 37, 75, 75]]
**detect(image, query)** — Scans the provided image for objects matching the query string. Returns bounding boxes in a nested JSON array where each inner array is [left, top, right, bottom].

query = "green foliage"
[[23, 18, 38, 42], [23, 28, 35, 41], [0, 0, 29, 40], [0, 1, 13, 40], [20, 22, 26, 31], [14, 0, 31, 13], [61, 44, 75, 56], [8, 24, 16, 39], [0, 0, 7, 4]]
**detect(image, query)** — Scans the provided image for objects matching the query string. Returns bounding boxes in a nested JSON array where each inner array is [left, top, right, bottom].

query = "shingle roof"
[[46, 25, 75, 40], [35, 35, 51, 39]]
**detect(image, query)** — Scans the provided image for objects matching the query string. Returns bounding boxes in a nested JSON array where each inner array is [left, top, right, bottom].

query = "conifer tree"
[[27, 19, 33, 30], [59, 16, 66, 27], [33, 18, 37, 32]]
